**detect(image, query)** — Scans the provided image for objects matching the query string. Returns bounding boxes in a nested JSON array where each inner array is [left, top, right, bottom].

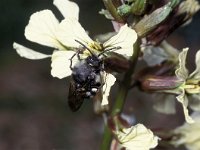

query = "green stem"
[[102, 0, 124, 22], [111, 39, 140, 115], [100, 39, 141, 150]]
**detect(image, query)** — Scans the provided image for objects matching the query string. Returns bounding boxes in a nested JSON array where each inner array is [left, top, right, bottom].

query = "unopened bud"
[[117, 0, 148, 16], [146, 0, 200, 45], [134, 2, 173, 37], [141, 75, 183, 91], [131, 0, 147, 15]]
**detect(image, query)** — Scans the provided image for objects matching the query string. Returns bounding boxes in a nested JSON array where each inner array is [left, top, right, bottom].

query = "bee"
[[68, 40, 120, 111]]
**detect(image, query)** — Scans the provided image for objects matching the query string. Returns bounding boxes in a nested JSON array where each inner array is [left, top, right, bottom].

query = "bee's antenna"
[[98, 46, 121, 57], [75, 40, 94, 55]]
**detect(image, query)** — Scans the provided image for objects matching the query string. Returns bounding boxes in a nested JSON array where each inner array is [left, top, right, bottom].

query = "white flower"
[[14, 5, 137, 78], [14, 0, 80, 78], [175, 48, 200, 123], [172, 112, 200, 150], [115, 124, 159, 150], [13, 0, 138, 107]]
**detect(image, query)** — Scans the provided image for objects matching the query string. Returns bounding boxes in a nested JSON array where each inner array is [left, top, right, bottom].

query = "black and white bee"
[[68, 40, 120, 111]]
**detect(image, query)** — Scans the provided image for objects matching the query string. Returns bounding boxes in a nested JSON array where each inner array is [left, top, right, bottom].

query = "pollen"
[[88, 42, 103, 52], [82, 42, 103, 56]]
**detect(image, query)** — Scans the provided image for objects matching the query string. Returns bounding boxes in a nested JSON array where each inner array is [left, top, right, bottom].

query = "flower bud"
[[117, 4, 131, 17], [146, 0, 200, 45], [141, 75, 183, 91], [117, 0, 147, 16], [130, 0, 148, 15], [134, 2, 174, 37]]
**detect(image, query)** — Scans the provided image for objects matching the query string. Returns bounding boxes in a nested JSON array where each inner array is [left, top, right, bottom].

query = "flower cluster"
[[13, 0, 137, 107], [140, 48, 200, 124]]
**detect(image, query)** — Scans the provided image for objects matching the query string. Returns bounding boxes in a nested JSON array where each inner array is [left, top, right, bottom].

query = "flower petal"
[[56, 18, 93, 48], [175, 48, 189, 80], [142, 45, 170, 66], [101, 73, 116, 106], [189, 50, 200, 79], [53, 0, 79, 20], [103, 24, 137, 57], [116, 124, 159, 150], [13, 42, 51, 59], [176, 88, 194, 124], [172, 112, 200, 150], [51, 50, 77, 79], [25, 10, 64, 50]]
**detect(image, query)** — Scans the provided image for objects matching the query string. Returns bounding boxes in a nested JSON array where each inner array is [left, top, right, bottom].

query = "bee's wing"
[[68, 80, 84, 112]]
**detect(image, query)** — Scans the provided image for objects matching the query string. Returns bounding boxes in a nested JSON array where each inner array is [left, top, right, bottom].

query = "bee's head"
[[86, 55, 103, 68]]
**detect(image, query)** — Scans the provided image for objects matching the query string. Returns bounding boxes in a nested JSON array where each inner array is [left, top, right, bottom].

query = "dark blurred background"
[[0, 0, 200, 150]]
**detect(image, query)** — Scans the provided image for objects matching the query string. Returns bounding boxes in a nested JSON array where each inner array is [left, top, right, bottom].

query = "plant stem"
[[100, 39, 141, 150], [102, 0, 124, 22]]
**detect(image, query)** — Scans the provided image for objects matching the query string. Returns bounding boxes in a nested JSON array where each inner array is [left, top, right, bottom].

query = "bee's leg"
[[69, 53, 77, 70], [77, 50, 81, 60], [69, 48, 83, 69]]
